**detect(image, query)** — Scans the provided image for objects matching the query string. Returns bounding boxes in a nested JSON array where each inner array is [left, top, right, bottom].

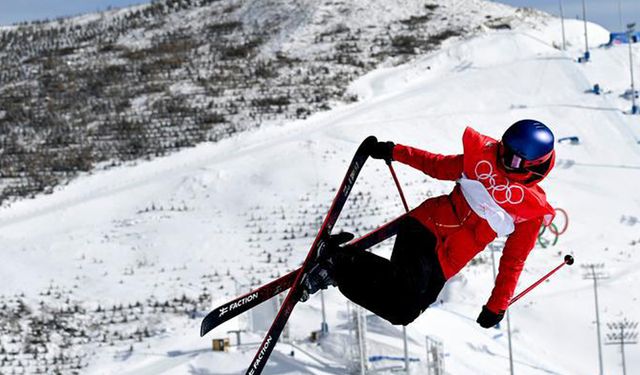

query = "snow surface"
[[1, 9, 640, 375]]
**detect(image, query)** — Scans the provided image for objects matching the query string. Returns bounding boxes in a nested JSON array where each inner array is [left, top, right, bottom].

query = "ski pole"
[[387, 160, 410, 212], [387, 160, 411, 375], [508, 254, 575, 306]]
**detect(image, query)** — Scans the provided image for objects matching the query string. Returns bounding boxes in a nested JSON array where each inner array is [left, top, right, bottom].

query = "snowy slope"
[[1, 9, 640, 375]]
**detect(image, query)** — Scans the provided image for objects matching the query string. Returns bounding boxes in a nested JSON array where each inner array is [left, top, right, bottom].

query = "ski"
[[199, 214, 405, 337], [199, 270, 296, 337], [245, 136, 377, 375]]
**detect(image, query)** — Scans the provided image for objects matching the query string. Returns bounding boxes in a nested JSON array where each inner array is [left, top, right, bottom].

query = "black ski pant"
[[334, 216, 446, 326]]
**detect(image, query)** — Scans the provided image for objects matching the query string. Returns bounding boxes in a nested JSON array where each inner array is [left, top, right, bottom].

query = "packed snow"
[[1, 7, 639, 375]]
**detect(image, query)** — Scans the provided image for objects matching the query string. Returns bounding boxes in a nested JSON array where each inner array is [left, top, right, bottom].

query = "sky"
[[0, 0, 638, 32], [498, 0, 640, 31], [0, 0, 147, 25]]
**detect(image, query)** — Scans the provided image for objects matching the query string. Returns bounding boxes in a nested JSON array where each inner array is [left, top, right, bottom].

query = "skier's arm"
[[392, 144, 464, 181], [485, 217, 543, 314]]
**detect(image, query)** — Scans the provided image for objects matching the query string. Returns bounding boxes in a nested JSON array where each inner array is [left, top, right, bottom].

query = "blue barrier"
[[608, 32, 640, 45], [369, 355, 421, 363], [558, 136, 580, 145]]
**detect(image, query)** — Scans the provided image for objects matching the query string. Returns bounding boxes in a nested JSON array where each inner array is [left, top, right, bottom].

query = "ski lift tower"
[[489, 241, 514, 375], [582, 263, 609, 375], [580, 0, 590, 62], [355, 305, 368, 375], [558, 0, 566, 50], [605, 319, 638, 375], [618, 0, 624, 30], [627, 23, 638, 114]]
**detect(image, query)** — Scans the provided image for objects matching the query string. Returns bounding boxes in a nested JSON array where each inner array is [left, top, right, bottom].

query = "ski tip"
[[364, 135, 378, 144], [360, 135, 378, 153], [200, 322, 212, 337], [200, 314, 215, 337], [564, 254, 575, 265]]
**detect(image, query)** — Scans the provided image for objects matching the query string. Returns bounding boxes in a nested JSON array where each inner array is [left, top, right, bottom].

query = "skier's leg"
[[334, 250, 416, 325], [334, 216, 445, 325], [390, 216, 446, 313]]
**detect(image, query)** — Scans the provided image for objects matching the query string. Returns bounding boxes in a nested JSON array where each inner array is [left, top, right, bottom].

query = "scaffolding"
[[425, 336, 444, 375]]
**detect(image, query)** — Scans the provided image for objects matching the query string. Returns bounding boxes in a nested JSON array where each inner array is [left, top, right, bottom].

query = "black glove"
[[369, 141, 395, 163], [318, 232, 354, 258], [476, 306, 504, 328]]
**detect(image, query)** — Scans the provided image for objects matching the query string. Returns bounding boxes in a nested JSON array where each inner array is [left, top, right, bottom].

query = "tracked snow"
[[1, 4, 639, 375]]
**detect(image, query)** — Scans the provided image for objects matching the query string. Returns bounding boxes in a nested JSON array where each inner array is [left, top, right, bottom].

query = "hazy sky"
[[0, 0, 147, 25], [498, 0, 640, 31], [0, 0, 638, 32]]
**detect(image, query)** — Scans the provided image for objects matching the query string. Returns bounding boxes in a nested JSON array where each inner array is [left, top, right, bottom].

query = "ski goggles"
[[500, 145, 553, 175]]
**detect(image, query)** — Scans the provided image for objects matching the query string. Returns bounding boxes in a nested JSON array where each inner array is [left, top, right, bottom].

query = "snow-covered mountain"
[[1, 1, 640, 374], [0, 0, 522, 203]]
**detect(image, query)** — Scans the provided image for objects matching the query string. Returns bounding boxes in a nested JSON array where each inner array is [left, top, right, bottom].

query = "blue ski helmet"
[[500, 119, 554, 176]]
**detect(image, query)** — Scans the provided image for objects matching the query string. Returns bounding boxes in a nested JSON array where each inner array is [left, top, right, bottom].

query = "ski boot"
[[299, 232, 354, 302]]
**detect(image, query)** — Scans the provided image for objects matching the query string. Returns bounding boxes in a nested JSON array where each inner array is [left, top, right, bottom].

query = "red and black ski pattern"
[[199, 213, 405, 337], [199, 271, 296, 337], [245, 136, 377, 375]]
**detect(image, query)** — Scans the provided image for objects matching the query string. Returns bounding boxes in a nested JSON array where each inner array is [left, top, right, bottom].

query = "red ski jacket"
[[392, 127, 555, 313]]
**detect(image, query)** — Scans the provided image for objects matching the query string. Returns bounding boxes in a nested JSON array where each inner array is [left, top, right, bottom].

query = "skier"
[[302, 119, 556, 328]]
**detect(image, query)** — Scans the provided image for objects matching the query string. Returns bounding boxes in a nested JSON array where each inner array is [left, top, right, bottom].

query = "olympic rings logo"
[[474, 160, 525, 205]]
